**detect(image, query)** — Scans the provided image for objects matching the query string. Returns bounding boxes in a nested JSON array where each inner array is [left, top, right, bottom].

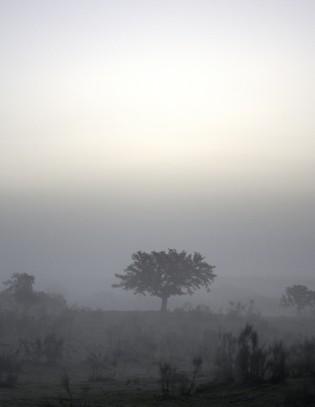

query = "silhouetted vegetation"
[[1, 272, 315, 405], [280, 285, 315, 314], [0, 351, 21, 388], [113, 249, 216, 312]]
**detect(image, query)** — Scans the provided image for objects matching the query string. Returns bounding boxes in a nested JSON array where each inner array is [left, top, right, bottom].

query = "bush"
[[43, 333, 64, 363], [226, 301, 247, 318], [159, 362, 178, 396], [266, 340, 288, 383], [158, 331, 183, 361], [215, 326, 315, 384], [214, 332, 237, 382], [86, 348, 121, 382], [214, 324, 268, 384], [20, 337, 42, 364], [289, 337, 315, 377], [236, 324, 267, 383], [186, 356, 203, 395], [0, 352, 21, 387], [158, 356, 203, 397], [58, 372, 91, 407], [20, 333, 64, 364]]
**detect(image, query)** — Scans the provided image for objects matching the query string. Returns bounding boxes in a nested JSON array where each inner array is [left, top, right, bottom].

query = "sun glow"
[[1, 1, 314, 198]]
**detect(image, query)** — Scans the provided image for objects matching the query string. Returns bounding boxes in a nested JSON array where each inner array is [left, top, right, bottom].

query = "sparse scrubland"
[[1, 279, 315, 406]]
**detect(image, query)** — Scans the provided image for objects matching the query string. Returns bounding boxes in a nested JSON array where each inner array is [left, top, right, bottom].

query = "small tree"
[[2, 273, 38, 306], [112, 249, 216, 312], [280, 285, 315, 314]]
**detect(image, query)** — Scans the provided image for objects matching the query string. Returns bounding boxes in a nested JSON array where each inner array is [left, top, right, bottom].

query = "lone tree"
[[113, 249, 216, 312], [2, 273, 67, 311], [280, 285, 315, 314], [2, 273, 38, 306]]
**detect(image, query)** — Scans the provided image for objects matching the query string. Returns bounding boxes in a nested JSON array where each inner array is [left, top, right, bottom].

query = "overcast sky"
[[1, 1, 314, 293]]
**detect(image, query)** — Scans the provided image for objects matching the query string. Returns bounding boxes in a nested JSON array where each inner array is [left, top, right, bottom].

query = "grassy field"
[[1, 307, 315, 406], [2, 367, 315, 407]]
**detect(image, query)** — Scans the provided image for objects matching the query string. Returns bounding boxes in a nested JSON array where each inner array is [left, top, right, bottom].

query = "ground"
[[1, 309, 315, 406]]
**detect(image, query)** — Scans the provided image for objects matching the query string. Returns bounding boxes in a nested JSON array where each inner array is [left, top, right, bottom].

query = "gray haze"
[[1, 187, 314, 310], [1, 1, 314, 309]]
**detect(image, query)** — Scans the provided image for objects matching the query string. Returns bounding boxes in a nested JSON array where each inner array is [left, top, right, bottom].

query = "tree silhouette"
[[280, 285, 315, 314], [113, 249, 216, 312], [2, 273, 38, 306]]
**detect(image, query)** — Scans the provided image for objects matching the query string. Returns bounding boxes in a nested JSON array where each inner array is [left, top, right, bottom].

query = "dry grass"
[[1, 308, 315, 406]]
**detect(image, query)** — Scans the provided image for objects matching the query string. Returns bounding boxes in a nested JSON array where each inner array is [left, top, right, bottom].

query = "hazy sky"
[[1, 1, 314, 292]]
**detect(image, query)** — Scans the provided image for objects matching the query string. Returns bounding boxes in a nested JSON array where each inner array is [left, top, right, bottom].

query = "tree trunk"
[[160, 296, 169, 313]]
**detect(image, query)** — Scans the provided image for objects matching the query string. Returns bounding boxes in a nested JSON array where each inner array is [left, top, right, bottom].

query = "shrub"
[[86, 351, 108, 382], [43, 333, 64, 363], [20, 333, 64, 364], [159, 356, 205, 397], [214, 332, 237, 382], [289, 337, 315, 377], [246, 299, 262, 321], [86, 348, 120, 382], [236, 324, 267, 383], [58, 372, 91, 407], [186, 356, 203, 395], [266, 340, 288, 383], [20, 337, 42, 364], [158, 330, 183, 361], [159, 362, 178, 396], [226, 301, 247, 318], [59, 372, 74, 406], [0, 351, 21, 387], [214, 324, 268, 384]]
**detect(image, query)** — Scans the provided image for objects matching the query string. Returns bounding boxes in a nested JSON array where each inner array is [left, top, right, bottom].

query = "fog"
[[1, 1, 315, 313], [2, 2, 315, 404], [1, 183, 314, 312]]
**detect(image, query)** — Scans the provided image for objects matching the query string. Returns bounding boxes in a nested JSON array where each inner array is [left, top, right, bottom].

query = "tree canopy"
[[113, 249, 216, 311], [280, 285, 315, 314], [2, 273, 38, 306], [2, 273, 66, 310]]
